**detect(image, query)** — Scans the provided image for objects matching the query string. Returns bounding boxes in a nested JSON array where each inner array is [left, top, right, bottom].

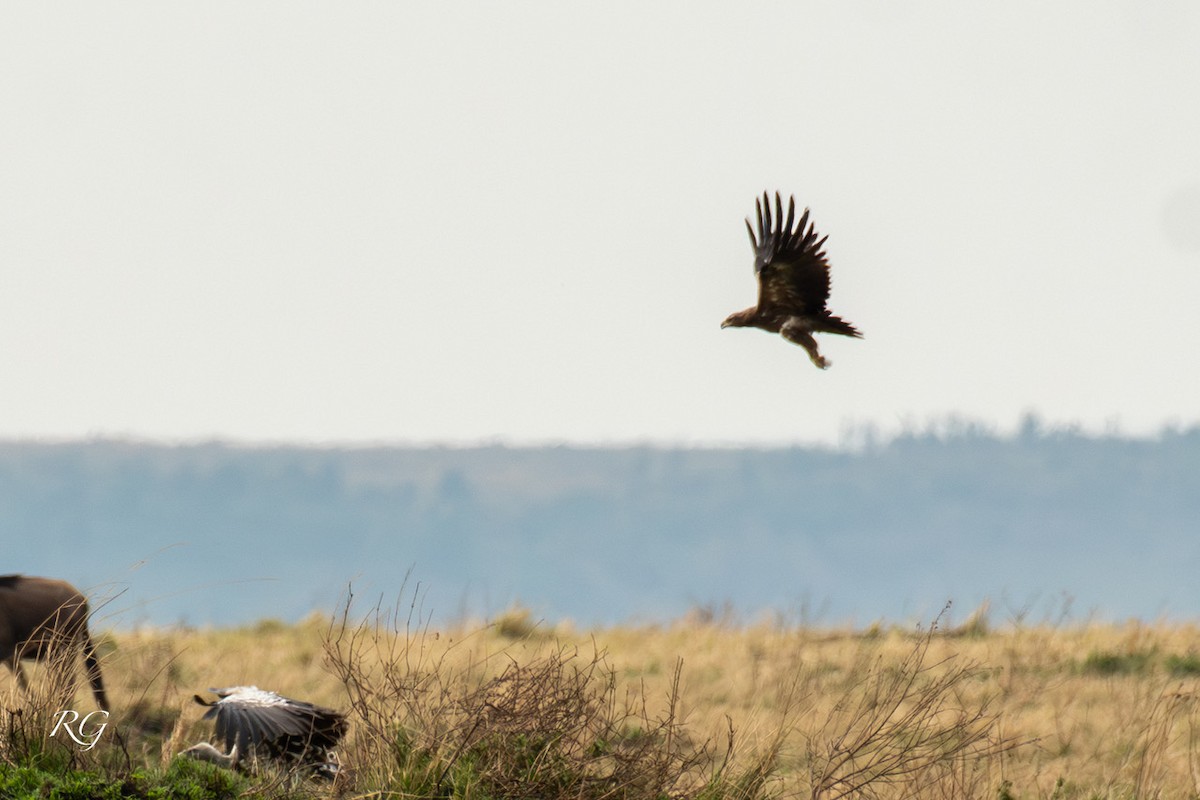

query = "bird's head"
[[182, 742, 239, 768], [721, 309, 753, 329]]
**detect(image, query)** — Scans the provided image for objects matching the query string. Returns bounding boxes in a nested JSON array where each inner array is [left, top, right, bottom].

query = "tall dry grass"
[[5, 597, 1200, 798]]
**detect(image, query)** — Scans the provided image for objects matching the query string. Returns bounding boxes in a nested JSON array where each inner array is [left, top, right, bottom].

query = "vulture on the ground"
[[183, 686, 346, 778]]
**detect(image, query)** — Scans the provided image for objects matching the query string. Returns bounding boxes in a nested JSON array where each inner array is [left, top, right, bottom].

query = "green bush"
[[1078, 649, 1156, 676], [1164, 652, 1200, 676]]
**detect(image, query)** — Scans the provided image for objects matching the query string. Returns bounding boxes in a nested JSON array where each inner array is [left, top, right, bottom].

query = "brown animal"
[[722, 192, 862, 369], [0, 574, 109, 711]]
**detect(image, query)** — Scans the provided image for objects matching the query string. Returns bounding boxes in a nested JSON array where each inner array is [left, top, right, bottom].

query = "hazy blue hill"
[[2, 425, 1198, 628]]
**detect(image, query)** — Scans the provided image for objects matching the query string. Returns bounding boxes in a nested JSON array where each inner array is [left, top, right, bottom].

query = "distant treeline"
[[3, 422, 1198, 627]]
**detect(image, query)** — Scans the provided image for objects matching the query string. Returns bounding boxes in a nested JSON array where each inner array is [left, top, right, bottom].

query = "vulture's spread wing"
[[195, 686, 346, 762], [745, 192, 832, 317]]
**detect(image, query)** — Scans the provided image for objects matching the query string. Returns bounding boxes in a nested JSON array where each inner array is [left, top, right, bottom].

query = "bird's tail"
[[817, 314, 863, 339]]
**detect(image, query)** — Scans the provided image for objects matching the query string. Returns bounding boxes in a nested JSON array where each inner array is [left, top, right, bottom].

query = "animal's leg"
[[82, 634, 109, 711], [781, 321, 830, 369]]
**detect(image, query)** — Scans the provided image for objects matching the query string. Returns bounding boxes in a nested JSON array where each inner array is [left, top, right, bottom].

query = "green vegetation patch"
[[1078, 648, 1158, 676], [0, 759, 245, 800], [1164, 651, 1200, 676]]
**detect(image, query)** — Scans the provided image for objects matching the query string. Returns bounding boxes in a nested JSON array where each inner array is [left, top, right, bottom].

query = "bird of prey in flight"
[[722, 192, 861, 369]]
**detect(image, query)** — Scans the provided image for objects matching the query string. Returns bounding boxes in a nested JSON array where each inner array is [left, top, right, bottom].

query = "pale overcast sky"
[[2, 2, 1198, 446]]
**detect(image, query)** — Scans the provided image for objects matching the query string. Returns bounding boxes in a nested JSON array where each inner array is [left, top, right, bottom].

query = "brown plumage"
[[721, 192, 862, 369]]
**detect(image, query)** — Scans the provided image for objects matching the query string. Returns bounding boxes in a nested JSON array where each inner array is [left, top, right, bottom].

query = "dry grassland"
[[7, 602, 1200, 799]]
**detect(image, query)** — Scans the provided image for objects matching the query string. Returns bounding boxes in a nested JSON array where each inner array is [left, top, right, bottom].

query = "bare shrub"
[[803, 611, 1024, 800], [322, 588, 787, 799]]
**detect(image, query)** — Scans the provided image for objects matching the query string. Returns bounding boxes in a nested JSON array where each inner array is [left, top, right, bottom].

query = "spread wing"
[[195, 686, 346, 761], [744, 192, 832, 317]]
